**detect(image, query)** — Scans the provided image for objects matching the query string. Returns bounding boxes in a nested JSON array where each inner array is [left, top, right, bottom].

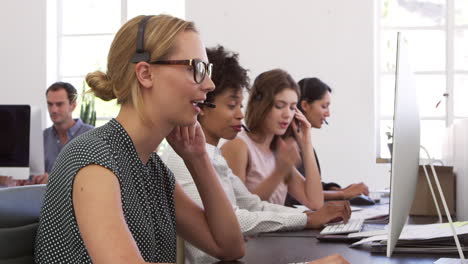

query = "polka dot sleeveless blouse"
[[35, 119, 176, 263]]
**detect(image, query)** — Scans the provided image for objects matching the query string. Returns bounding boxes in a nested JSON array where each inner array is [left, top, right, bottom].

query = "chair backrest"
[[176, 236, 185, 264], [0, 185, 46, 263]]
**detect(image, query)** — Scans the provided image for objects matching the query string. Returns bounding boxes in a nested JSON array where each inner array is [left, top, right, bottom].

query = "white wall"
[[0, 0, 47, 129], [187, 0, 391, 189]]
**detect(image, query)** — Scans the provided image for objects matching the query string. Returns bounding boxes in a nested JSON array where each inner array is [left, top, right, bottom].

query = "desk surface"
[[218, 210, 448, 264], [221, 235, 440, 264]]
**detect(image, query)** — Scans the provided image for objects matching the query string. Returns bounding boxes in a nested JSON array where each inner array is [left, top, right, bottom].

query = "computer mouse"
[[349, 194, 375, 206]]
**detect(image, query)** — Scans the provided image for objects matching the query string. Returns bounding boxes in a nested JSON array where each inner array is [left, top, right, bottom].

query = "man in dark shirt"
[[43, 82, 94, 173]]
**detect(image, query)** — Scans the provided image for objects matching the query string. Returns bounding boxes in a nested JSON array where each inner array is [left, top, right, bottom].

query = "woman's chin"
[[175, 116, 197, 127], [223, 131, 239, 141], [275, 128, 288, 136]]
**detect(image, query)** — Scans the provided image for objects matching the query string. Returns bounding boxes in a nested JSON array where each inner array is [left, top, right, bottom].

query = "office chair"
[[0, 185, 46, 264], [176, 236, 185, 264]]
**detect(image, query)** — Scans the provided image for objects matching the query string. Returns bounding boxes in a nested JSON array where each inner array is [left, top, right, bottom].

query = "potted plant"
[[386, 126, 393, 156], [79, 81, 96, 127]]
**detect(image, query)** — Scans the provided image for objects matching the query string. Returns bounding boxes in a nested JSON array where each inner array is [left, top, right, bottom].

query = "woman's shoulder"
[[53, 125, 118, 176], [62, 129, 112, 157], [66, 121, 129, 154], [221, 136, 248, 153]]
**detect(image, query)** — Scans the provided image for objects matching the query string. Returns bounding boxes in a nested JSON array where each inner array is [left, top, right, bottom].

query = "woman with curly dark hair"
[[163, 45, 349, 264]]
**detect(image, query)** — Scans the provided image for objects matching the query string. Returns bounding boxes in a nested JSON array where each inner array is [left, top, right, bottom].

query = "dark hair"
[[205, 45, 250, 103], [245, 69, 299, 134], [297, 77, 332, 112], [46, 82, 78, 103]]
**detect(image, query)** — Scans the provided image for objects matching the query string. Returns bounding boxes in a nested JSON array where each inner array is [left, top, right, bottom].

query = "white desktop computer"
[[0, 105, 44, 179], [386, 32, 421, 257], [386, 33, 466, 263]]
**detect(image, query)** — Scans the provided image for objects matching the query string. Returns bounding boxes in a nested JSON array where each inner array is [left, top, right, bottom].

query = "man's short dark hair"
[[46, 82, 77, 103], [205, 45, 250, 103]]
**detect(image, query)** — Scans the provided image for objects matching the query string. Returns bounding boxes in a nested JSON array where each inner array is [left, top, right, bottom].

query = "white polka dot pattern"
[[34, 119, 176, 263]]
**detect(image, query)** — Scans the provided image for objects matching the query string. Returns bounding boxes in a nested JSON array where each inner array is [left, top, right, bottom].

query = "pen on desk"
[[196, 101, 216, 108], [241, 124, 251, 133]]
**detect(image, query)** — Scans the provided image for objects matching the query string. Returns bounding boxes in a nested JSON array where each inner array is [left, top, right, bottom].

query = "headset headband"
[[130, 16, 154, 63]]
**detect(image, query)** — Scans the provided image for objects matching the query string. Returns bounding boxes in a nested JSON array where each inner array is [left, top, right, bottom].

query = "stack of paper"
[[350, 206, 389, 224], [351, 222, 468, 254]]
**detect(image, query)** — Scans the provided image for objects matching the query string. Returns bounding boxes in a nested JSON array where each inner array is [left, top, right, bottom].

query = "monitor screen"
[[0, 105, 30, 167]]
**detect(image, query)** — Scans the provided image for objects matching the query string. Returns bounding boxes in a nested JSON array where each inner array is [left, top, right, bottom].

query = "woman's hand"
[[166, 122, 207, 161], [291, 109, 312, 150], [304, 200, 351, 229], [342, 182, 370, 199], [275, 137, 301, 177]]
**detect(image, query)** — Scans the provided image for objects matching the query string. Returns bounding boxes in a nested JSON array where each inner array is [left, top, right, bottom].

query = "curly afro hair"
[[205, 45, 250, 103]]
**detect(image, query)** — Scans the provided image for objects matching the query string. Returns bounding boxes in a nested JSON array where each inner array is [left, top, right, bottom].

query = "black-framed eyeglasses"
[[149, 59, 213, 84]]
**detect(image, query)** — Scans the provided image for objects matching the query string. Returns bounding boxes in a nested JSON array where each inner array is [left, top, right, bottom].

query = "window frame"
[[376, 0, 468, 160], [52, 0, 185, 127]]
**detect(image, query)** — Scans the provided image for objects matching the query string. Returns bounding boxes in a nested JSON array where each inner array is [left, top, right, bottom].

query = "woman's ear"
[[134, 62, 153, 89], [300, 100, 310, 113]]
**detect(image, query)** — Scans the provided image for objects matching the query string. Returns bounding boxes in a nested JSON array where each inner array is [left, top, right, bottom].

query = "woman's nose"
[[201, 76, 215, 93], [236, 106, 244, 119]]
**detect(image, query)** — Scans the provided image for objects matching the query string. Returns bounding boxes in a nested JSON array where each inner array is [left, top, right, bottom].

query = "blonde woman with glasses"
[[35, 15, 243, 264]]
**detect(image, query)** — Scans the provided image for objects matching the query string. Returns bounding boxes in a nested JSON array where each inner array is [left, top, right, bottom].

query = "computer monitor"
[[0, 105, 44, 179], [0, 105, 30, 179], [386, 32, 421, 257]]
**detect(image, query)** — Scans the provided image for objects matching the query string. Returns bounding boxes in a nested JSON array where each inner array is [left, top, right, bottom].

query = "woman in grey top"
[[35, 15, 243, 264]]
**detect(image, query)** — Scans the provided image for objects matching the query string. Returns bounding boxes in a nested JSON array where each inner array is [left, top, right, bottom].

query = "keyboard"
[[320, 218, 364, 235]]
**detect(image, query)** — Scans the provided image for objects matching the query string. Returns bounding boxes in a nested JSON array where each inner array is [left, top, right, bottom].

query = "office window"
[[378, 0, 468, 159], [53, 0, 185, 127]]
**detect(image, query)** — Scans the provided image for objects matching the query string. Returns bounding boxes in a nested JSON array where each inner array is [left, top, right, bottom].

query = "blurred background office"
[[1, 0, 467, 192]]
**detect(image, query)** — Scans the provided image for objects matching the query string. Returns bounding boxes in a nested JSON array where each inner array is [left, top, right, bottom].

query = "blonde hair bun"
[[85, 71, 116, 101]]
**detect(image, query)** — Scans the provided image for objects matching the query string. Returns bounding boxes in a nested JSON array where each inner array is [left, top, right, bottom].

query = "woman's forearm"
[[301, 144, 324, 209], [184, 154, 244, 259], [324, 190, 345, 200]]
